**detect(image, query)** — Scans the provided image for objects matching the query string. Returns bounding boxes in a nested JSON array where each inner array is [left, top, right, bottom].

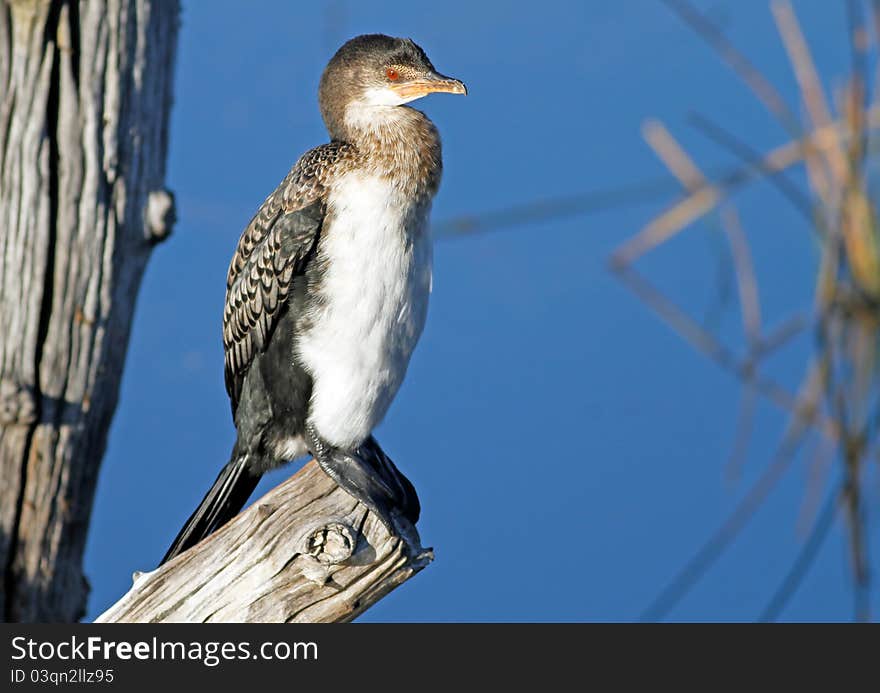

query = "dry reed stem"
[[612, 106, 880, 267]]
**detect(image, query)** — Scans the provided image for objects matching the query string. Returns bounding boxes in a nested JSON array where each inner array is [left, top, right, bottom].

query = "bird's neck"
[[339, 105, 442, 198]]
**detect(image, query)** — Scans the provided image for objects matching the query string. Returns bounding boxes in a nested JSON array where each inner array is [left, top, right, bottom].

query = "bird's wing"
[[222, 142, 352, 412]]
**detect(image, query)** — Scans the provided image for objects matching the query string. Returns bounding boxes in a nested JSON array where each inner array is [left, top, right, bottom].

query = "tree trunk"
[[0, 0, 178, 622], [96, 461, 433, 623]]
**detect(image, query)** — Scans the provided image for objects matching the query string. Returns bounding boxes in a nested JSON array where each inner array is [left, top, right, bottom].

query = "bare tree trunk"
[[96, 461, 433, 623], [0, 0, 178, 623]]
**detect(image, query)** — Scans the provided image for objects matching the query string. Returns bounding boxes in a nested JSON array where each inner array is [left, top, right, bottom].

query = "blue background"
[[85, 0, 877, 621]]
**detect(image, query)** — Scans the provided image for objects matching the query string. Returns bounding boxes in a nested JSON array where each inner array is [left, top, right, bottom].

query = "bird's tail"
[[160, 450, 262, 565]]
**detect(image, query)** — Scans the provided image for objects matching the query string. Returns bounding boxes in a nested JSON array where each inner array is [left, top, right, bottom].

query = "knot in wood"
[[146, 189, 176, 242], [305, 522, 356, 565]]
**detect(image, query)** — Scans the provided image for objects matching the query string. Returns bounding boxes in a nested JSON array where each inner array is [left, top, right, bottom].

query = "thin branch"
[[753, 314, 809, 359], [432, 177, 678, 238], [642, 118, 707, 190], [720, 206, 762, 342], [660, 0, 802, 136], [759, 484, 841, 622], [721, 217, 761, 479], [687, 111, 816, 222], [725, 384, 758, 481], [613, 266, 837, 439], [771, 0, 848, 191], [797, 433, 835, 534]]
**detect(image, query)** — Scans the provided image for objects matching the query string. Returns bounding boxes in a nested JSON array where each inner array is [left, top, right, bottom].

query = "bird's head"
[[319, 34, 466, 141]]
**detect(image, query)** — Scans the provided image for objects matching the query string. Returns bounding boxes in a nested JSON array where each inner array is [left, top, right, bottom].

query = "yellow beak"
[[390, 72, 468, 100]]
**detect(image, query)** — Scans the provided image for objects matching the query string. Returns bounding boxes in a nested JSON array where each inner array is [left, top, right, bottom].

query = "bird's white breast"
[[297, 171, 433, 449]]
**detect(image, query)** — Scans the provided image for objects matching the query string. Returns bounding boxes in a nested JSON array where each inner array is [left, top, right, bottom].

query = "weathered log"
[[96, 461, 433, 623], [0, 0, 178, 622]]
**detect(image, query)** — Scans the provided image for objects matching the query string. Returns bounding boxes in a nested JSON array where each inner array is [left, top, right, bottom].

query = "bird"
[[160, 34, 466, 564]]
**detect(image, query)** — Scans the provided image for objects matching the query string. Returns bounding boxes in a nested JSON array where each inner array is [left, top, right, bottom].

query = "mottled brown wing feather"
[[222, 142, 353, 411]]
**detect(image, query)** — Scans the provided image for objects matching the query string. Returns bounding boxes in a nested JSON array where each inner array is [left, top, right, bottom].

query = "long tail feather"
[[160, 452, 261, 565]]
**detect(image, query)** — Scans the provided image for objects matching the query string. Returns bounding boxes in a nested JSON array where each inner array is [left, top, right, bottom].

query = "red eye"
[[386, 67, 399, 81]]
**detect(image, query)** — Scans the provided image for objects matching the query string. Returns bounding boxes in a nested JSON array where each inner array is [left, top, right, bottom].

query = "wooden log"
[[0, 0, 179, 622], [96, 461, 433, 623]]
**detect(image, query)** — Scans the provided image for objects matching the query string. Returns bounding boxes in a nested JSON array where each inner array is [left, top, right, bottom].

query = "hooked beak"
[[390, 71, 468, 100]]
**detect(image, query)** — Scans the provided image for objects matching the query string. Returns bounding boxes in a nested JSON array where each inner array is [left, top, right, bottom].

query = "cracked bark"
[[0, 0, 178, 622], [96, 460, 433, 623]]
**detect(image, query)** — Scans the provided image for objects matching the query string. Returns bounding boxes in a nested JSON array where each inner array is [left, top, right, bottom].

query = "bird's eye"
[[385, 67, 399, 81]]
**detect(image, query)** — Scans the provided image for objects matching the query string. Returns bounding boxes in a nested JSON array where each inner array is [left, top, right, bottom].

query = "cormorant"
[[161, 34, 466, 564]]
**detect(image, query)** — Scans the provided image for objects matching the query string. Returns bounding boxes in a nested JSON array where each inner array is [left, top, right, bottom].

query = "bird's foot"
[[357, 435, 420, 525], [306, 425, 420, 537]]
